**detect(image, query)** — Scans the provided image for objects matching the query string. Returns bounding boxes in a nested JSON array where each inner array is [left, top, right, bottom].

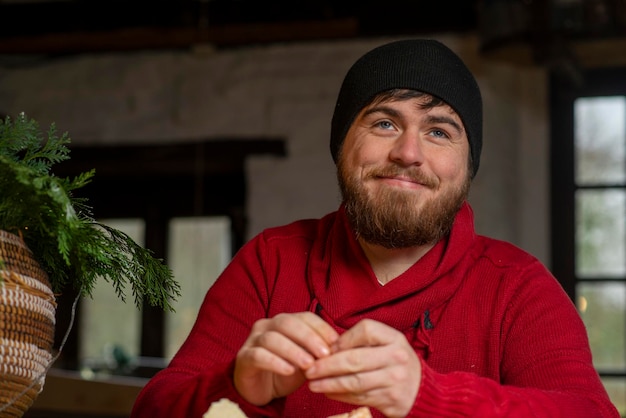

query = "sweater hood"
[[307, 201, 477, 335]]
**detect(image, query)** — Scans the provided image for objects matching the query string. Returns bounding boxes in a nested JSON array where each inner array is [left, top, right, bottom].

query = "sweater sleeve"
[[130, 232, 285, 418], [408, 359, 618, 418], [406, 259, 620, 418]]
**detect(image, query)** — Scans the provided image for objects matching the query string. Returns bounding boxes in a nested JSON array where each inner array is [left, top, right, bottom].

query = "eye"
[[375, 120, 395, 130], [429, 129, 449, 139]]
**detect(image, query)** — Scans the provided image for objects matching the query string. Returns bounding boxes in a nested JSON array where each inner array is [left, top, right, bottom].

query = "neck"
[[358, 238, 435, 285]]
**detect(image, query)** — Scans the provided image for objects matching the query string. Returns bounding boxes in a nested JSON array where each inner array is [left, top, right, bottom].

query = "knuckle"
[[251, 317, 271, 333], [237, 345, 265, 367], [255, 330, 272, 346], [345, 352, 363, 372], [352, 391, 368, 403], [345, 373, 364, 392], [384, 391, 404, 412], [358, 318, 376, 332], [388, 365, 408, 382], [249, 347, 266, 363], [357, 319, 380, 345], [390, 347, 411, 365], [273, 313, 295, 329]]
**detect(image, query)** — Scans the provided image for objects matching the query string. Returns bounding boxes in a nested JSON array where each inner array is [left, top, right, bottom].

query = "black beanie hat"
[[330, 39, 483, 177]]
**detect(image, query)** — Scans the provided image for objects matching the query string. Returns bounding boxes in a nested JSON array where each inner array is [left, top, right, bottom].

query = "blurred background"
[[1, 0, 625, 416]]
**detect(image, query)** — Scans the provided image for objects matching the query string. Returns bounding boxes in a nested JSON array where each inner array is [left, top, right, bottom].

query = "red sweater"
[[131, 203, 619, 418]]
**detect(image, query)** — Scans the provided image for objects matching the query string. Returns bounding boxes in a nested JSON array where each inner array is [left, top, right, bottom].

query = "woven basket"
[[0, 230, 57, 417]]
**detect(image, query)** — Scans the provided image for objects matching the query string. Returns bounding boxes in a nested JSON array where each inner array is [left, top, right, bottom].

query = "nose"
[[388, 130, 424, 166]]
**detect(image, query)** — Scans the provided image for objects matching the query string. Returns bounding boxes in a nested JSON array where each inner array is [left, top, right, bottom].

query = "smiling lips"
[[379, 174, 426, 188], [370, 167, 437, 190]]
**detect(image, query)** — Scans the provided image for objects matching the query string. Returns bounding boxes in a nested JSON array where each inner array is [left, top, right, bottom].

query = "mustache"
[[365, 166, 439, 189]]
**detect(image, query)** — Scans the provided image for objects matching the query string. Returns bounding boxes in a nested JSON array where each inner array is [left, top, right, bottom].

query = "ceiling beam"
[[0, 18, 360, 54]]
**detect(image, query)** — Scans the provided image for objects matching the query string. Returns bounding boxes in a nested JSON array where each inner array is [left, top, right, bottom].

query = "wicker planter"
[[0, 230, 57, 417]]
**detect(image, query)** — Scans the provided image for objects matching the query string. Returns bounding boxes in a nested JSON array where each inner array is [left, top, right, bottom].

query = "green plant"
[[0, 112, 180, 311]]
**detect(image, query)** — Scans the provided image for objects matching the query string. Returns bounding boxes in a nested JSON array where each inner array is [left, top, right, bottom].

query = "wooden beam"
[[0, 18, 359, 54]]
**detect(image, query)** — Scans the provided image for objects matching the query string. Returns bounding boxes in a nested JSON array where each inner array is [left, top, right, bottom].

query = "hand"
[[234, 312, 340, 406], [305, 319, 421, 418]]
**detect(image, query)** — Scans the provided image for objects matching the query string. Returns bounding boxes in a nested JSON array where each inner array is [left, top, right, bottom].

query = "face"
[[337, 91, 472, 249]]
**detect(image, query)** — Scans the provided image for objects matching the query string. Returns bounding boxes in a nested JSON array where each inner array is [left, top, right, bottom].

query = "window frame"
[[550, 67, 626, 380]]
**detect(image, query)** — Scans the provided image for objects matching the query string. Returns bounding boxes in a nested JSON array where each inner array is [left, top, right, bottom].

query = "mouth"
[[377, 174, 426, 189], [372, 168, 437, 190]]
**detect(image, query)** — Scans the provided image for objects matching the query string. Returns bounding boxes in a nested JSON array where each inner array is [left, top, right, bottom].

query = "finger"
[[238, 343, 298, 375], [305, 346, 390, 379], [308, 367, 384, 397], [333, 319, 398, 352], [297, 312, 340, 347], [322, 383, 388, 406], [258, 328, 325, 370], [309, 364, 419, 417], [235, 345, 307, 406], [270, 313, 339, 359]]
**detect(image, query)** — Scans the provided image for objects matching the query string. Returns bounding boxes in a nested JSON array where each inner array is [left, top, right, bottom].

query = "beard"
[[338, 161, 470, 249]]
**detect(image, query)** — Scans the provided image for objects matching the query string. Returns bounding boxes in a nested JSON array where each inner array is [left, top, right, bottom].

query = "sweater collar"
[[307, 201, 477, 332]]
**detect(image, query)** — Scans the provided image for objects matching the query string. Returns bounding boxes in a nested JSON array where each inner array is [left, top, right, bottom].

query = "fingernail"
[[301, 356, 313, 368]]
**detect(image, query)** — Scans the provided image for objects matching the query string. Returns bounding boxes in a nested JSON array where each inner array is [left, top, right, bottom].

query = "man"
[[131, 39, 619, 417]]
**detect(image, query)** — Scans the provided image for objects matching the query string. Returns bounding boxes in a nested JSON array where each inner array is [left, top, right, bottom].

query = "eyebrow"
[[424, 115, 464, 135], [361, 105, 400, 119]]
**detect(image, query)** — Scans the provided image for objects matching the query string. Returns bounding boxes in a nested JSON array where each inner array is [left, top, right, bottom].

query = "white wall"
[[0, 33, 550, 264]]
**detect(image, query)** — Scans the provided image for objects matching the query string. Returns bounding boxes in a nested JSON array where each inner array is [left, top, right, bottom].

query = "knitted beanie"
[[330, 39, 483, 177]]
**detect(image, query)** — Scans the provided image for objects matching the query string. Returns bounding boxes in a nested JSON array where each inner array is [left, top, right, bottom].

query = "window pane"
[[574, 96, 626, 184], [79, 219, 144, 374], [577, 282, 626, 370], [601, 378, 626, 417], [165, 217, 231, 359], [576, 189, 626, 277]]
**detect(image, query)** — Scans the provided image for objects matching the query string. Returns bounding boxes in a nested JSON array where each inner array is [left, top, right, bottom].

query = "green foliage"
[[0, 113, 180, 311]]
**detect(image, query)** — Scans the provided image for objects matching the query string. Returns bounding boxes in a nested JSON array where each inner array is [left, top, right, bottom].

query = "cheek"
[[342, 141, 378, 171], [354, 138, 393, 166], [433, 146, 469, 177]]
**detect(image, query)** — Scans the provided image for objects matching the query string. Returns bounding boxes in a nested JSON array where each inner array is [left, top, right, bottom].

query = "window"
[[80, 219, 144, 375], [165, 216, 231, 359], [551, 68, 626, 414], [52, 140, 286, 378], [79, 216, 232, 375]]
